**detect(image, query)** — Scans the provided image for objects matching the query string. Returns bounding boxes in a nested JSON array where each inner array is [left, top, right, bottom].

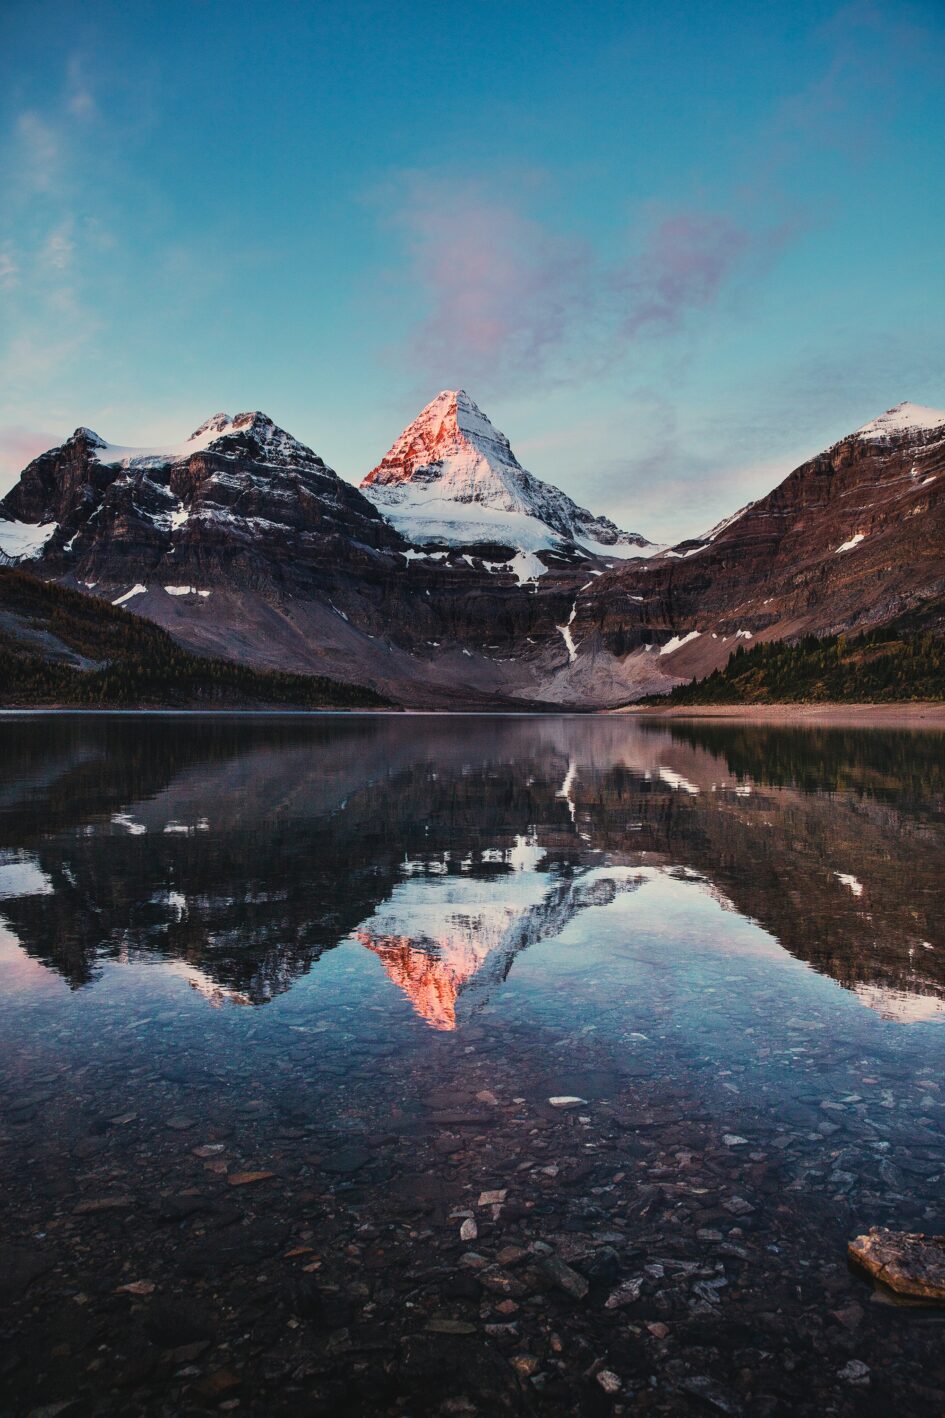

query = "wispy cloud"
[[618, 212, 796, 337], [381, 175, 793, 396], [382, 174, 593, 391], [376, 1, 935, 404], [0, 57, 108, 409], [12, 111, 61, 194]]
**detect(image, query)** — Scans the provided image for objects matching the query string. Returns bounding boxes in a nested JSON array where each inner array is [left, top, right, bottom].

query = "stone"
[[596, 1369, 621, 1394], [460, 1217, 478, 1242], [837, 1359, 870, 1384], [679, 1375, 743, 1414], [548, 1096, 586, 1108], [605, 1277, 644, 1309], [426, 1318, 477, 1335], [538, 1255, 589, 1300], [848, 1228, 945, 1301], [157, 1193, 213, 1221], [479, 1268, 523, 1297], [321, 1146, 372, 1174], [116, 1279, 156, 1296], [477, 1189, 507, 1207], [227, 1170, 275, 1186], [830, 1302, 864, 1331], [0, 1246, 55, 1300], [579, 1245, 620, 1287], [73, 1195, 133, 1214]]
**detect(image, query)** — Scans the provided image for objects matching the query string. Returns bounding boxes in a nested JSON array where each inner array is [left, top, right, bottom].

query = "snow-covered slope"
[[85, 410, 332, 477], [361, 390, 656, 560], [854, 401, 945, 442], [0, 519, 59, 562]]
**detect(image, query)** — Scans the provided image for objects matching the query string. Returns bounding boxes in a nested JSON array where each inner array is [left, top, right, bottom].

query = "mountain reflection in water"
[[0, 714, 944, 1029]]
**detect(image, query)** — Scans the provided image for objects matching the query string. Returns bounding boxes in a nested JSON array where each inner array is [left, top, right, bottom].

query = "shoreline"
[[616, 701, 945, 726], [2, 700, 945, 724]]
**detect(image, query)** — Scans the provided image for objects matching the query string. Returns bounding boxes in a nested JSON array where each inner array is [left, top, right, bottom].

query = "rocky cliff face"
[[1, 397, 943, 707]]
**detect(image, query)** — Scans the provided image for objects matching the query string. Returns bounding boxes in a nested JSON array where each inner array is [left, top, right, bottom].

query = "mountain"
[[0, 406, 605, 708], [361, 389, 656, 563], [0, 410, 396, 565], [0, 565, 390, 709], [561, 400, 945, 698], [0, 396, 943, 708]]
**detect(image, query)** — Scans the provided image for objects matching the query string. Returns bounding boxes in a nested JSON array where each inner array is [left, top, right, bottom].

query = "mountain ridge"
[[0, 392, 943, 709]]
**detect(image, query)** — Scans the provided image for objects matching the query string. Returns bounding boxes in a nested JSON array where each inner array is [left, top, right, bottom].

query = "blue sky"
[[1, 0, 943, 540]]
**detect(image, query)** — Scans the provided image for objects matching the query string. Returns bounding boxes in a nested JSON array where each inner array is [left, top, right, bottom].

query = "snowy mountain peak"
[[361, 390, 655, 560], [76, 410, 328, 474], [190, 412, 233, 439], [362, 389, 521, 498], [70, 427, 107, 447], [855, 401, 945, 441]]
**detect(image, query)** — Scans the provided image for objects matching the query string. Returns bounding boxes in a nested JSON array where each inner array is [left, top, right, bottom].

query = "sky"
[[1, 0, 943, 542]]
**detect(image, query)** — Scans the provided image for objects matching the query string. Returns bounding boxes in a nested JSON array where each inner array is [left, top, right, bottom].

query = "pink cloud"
[[0, 426, 62, 496], [619, 211, 798, 337], [388, 175, 594, 390], [383, 173, 797, 393], [620, 214, 751, 334]]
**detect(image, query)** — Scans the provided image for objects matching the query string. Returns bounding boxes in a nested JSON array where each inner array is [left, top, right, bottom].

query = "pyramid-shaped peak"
[[69, 426, 107, 447], [362, 389, 519, 491], [360, 391, 654, 556], [855, 401, 945, 440]]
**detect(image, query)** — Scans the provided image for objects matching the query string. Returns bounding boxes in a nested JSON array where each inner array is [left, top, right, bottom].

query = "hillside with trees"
[[0, 568, 391, 709], [648, 614, 945, 707]]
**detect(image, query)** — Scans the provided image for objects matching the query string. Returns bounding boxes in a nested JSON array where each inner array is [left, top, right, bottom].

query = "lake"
[[2, 713, 944, 1416]]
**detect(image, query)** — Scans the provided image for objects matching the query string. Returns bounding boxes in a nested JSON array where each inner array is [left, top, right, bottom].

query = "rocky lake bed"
[[2, 713, 945, 1415]]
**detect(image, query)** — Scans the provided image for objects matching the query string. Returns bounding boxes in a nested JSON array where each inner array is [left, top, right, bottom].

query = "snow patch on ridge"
[[81, 411, 324, 474], [659, 630, 701, 655], [112, 584, 147, 606], [855, 402, 945, 441]]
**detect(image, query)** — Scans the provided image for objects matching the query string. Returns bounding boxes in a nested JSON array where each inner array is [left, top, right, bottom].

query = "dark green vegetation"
[[0, 568, 391, 709], [651, 618, 945, 707]]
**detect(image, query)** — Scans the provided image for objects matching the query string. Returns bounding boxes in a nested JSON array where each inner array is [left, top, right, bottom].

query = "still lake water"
[[2, 714, 945, 1416]]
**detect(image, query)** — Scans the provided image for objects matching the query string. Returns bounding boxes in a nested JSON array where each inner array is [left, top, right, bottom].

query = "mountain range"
[[1, 391, 943, 708]]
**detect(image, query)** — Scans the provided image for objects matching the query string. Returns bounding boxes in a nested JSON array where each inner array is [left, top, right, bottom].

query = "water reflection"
[[0, 715, 943, 1030]]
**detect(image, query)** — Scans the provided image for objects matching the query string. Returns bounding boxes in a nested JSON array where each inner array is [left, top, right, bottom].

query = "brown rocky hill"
[[565, 401, 945, 696]]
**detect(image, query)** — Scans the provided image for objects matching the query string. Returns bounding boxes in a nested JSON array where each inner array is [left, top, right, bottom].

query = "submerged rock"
[[848, 1227, 945, 1301]]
